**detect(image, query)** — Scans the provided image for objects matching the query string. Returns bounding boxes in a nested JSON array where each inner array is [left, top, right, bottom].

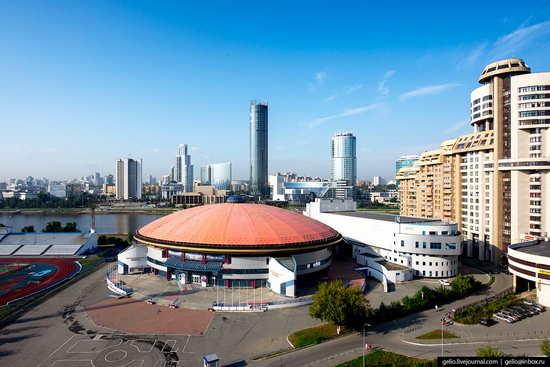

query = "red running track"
[[0, 257, 80, 305]]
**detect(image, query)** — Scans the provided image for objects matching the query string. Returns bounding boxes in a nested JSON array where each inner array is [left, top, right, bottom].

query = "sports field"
[[0, 257, 80, 305]]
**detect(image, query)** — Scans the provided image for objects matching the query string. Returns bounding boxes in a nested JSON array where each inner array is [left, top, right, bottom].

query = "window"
[[423, 262, 426, 266], [415, 241, 419, 248], [429, 262, 432, 266], [416, 261, 419, 265], [423, 242, 427, 249], [430, 242, 442, 250], [401, 240, 405, 247]]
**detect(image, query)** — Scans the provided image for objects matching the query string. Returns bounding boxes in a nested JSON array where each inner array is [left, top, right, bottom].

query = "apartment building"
[[398, 58, 550, 264]]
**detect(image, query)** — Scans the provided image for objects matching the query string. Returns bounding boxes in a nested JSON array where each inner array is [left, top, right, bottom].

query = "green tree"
[[63, 222, 78, 232], [476, 346, 504, 357], [309, 280, 370, 335], [127, 233, 134, 244], [43, 221, 63, 232], [21, 225, 35, 232], [541, 338, 550, 356]]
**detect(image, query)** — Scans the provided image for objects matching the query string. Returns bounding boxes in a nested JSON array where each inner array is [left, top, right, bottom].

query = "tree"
[[63, 222, 78, 232], [476, 346, 504, 357], [43, 221, 63, 232], [0, 223, 5, 227], [309, 280, 371, 335], [127, 233, 134, 244], [21, 225, 35, 233], [542, 338, 550, 356]]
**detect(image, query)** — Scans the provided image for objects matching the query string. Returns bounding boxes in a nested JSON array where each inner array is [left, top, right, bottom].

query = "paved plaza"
[[86, 298, 214, 335]]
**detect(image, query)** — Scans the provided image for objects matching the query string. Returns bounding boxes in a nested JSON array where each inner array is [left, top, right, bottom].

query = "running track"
[[0, 257, 80, 305]]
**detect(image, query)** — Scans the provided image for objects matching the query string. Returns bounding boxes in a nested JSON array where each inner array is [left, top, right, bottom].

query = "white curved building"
[[304, 199, 462, 281], [508, 240, 550, 307]]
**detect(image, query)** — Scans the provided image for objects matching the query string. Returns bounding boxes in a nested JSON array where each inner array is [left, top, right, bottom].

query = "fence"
[[453, 286, 514, 314], [105, 263, 133, 296], [411, 329, 550, 345]]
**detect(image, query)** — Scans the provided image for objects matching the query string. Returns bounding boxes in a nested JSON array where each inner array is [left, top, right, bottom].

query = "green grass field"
[[288, 324, 343, 348], [416, 329, 460, 340], [337, 350, 436, 367]]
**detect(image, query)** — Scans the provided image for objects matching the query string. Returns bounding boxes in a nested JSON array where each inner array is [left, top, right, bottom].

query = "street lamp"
[[363, 322, 371, 367]]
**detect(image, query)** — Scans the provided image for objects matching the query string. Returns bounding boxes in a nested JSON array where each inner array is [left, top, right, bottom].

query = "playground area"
[[0, 257, 80, 305]]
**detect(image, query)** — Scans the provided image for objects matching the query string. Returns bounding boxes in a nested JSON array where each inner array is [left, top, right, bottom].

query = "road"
[[255, 272, 540, 367]]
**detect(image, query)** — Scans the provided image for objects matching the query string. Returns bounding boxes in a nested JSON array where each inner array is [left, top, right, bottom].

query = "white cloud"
[[491, 20, 550, 58], [400, 82, 462, 100], [345, 84, 363, 94], [464, 42, 487, 67], [323, 83, 363, 102], [378, 70, 395, 97], [440, 119, 470, 135], [315, 70, 328, 84], [309, 104, 382, 128]]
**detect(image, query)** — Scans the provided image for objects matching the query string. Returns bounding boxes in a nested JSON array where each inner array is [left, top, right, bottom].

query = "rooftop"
[[327, 210, 449, 225], [510, 240, 550, 258], [479, 58, 530, 84], [136, 203, 341, 249]]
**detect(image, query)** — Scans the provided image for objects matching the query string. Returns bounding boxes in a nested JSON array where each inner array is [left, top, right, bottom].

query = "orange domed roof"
[[135, 203, 340, 251]]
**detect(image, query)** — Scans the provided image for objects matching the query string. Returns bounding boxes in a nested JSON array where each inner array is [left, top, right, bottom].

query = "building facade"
[[115, 158, 142, 200], [200, 162, 232, 190], [508, 240, 550, 307], [331, 132, 357, 190], [118, 202, 342, 297], [175, 144, 193, 192], [398, 58, 550, 264], [250, 100, 269, 196], [304, 199, 462, 281], [395, 155, 420, 187]]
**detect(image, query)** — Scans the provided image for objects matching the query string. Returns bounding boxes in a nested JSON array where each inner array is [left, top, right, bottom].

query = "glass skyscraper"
[[395, 155, 420, 187], [200, 162, 232, 190], [331, 132, 357, 188], [249, 100, 268, 196]]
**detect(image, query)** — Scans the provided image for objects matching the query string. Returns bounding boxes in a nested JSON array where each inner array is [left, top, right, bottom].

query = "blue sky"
[[1, 1, 550, 182]]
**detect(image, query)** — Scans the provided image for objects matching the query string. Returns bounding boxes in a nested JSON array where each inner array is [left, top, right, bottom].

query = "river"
[[0, 213, 165, 234]]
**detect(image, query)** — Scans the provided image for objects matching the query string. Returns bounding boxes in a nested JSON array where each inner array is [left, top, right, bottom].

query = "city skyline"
[[1, 2, 550, 182]]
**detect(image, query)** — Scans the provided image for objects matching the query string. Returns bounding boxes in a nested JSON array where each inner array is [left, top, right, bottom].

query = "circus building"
[[117, 198, 342, 297]]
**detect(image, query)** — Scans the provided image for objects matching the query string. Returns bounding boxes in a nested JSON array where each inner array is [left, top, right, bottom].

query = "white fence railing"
[[106, 263, 133, 296]]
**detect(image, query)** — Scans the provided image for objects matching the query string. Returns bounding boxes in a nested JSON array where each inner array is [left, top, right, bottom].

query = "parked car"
[[500, 310, 521, 322], [521, 305, 539, 315], [494, 312, 514, 323], [510, 306, 531, 317], [505, 308, 524, 320], [439, 279, 451, 286], [479, 317, 495, 326]]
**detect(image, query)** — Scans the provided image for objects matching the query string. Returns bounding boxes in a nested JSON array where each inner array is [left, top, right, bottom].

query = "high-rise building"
[[398, 58, 550, 263], [372, 176, 386, 186], [200, 163, 232, 190], [249, 100, 268, 196], [175, 144, 193, 192], [104, 174, 114, 185], [115, 158, 142, 200], [331, 132, 357, 189], [395, 155, 420, 187]]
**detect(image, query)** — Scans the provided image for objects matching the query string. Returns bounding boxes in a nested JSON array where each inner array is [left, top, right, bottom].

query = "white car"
[[439, 279, 451, 286]]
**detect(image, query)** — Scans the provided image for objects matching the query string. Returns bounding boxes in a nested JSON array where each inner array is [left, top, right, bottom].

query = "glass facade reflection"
[[250, 100, 269, 196], [331, 132, 356, 187], [200, 162, 232, 190]]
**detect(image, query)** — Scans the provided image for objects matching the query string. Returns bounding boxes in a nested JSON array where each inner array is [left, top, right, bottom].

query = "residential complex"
[[249, 100, 269, 196], [398, 58, 550, 264], [115, 158, 142, 200]]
